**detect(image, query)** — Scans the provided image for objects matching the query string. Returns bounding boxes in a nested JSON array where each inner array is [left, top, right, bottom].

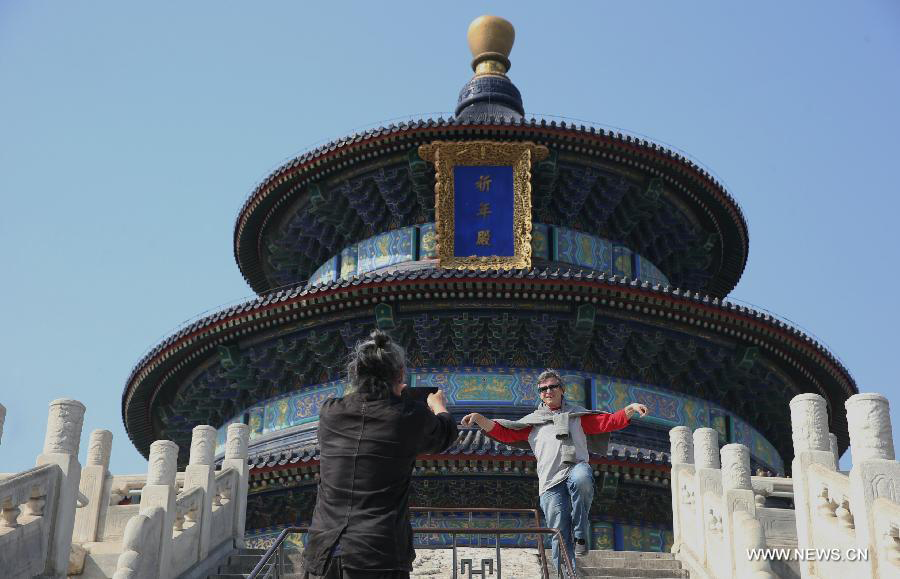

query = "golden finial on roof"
[[467, 15, 515, 76]]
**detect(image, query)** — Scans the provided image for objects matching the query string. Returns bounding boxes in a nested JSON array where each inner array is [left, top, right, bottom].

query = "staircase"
[[207, 548, 304, 579], [569, 550, 689, 579]]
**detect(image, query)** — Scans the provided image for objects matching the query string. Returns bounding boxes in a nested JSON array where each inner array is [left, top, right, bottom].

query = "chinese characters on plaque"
[[453, 165, 515, 257], [418, 140, 548, 270]]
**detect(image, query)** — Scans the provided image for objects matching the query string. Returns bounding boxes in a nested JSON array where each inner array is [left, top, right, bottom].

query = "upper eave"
[[233, 117, 749, 297], [123, 266, 855, 458]]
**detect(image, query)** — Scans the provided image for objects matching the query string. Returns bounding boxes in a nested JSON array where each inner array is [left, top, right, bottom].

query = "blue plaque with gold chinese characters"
[[453, 165, 515, 257], [418, 141, 548, 270]]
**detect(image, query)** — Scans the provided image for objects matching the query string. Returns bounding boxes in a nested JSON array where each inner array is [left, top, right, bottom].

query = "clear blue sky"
[[1, 1, 897, 474]]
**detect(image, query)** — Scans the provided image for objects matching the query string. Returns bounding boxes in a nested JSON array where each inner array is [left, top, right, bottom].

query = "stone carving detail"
[[189, 425, 216, 466], [759, 509, 798, 540], [225, 423, 250, 460], [816, 486, 837, 519], [42, 398, 86, 455], [730, 497, 752, 515], [789, 393, 829, 453], [0, 497, 20, 529], [721, 444, 751, 490], [834, 499, 854, 530], [23, 485, 47, 518], [670, 426, 693, 465], [681, 482, 695, 506], [87, 429, 113, 466], [829, 433, 840, 466], [883, 525, 900, 566], [700, 473, 723, 497], [869, 473, 898, 503], [147, 440, 178, 486], [846, 393, 895, 462], [706, 508, 723, 533], [693, 428, 720, 469]]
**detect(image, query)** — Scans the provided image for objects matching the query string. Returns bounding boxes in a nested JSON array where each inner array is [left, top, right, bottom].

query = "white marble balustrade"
[[671, 390, 900, 579], [0, 399, 251, 579]]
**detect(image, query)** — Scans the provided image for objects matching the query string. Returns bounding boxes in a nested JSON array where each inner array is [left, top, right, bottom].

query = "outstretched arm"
[[623, 403, 649, 419], [461, 412, 531, 443], [460, 412, 496, 431], [581, 404, 649, 434]]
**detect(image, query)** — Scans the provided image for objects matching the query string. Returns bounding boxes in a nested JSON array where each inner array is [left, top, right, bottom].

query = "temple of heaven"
[[122, 15, 857, 552]]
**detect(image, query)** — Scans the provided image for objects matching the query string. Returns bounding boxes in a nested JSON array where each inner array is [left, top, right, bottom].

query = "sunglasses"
[[537, 383, 561, 394]]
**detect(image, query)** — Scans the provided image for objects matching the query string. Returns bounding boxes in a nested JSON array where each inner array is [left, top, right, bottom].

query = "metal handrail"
[[248, 526, 301, 579], [410, 507, 550, 579], [247, 525, 577, 579]]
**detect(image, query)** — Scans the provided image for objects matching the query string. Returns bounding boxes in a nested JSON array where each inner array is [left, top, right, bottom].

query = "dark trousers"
[[304, 556, 410, 579]]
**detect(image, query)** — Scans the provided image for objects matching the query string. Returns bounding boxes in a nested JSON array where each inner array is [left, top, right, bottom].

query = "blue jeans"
[[538, 462, 594, 574]]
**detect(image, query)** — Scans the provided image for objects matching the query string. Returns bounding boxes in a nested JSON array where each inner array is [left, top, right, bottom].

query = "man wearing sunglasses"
[[461, 370, 648, 574]]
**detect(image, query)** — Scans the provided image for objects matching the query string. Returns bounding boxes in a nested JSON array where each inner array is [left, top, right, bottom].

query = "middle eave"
[[123, 266, 856, 459]]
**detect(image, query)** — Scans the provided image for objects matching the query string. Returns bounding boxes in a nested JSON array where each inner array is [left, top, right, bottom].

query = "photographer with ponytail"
[[302, 330, 457, 579]]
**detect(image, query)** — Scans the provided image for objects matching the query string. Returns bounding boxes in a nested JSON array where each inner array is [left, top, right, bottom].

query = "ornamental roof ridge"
[[244, 431, 673, 472], [233, 115, 744, 245]]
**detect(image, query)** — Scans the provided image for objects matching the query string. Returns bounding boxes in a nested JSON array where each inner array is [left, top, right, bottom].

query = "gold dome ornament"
[[467, 15, 515, 76]]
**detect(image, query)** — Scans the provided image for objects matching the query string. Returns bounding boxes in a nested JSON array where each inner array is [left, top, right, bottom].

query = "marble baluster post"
[[721, 444, 766, 578], [73, 429, 112, 543], [669, 426, 694, 556], [222, 424, 250, 547], [692, 427, 721, 573], [141, 440, 178, 579], [36, 398, 85, 578], [789, 393, 835, 579], [734, 511, 776, 579], [829, 433, 841, 470], [846, 393, 898, 579], [0, 402, 6, 445], [185, 425, 216, 562]]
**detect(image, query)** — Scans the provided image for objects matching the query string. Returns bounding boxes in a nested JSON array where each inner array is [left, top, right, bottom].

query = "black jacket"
[[302, 390, 458, 574]]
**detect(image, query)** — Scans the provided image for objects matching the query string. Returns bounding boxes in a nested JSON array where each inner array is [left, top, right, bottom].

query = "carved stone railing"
[[112, 507, 164, 579], [671, 391, 899, 579], [791, 392, 900, 578], [0, 463, 63, 577], [670, 426, 783, 579], [0, 399, 86, 579], [1, 399, 251, 579], [210, 467, 239, 548], [871, 497, 900, 572], [751, 474, 794, 504], [111, 422, 250, 579], [171, 485, 204, 576]]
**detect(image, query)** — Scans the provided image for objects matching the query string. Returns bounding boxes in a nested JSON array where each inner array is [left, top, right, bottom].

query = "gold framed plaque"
[[418, 140, 548, 270]]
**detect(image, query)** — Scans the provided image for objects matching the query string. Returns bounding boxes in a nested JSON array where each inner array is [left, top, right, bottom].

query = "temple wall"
[[214, 368, 783, 474], [305, 222, 670, 289]]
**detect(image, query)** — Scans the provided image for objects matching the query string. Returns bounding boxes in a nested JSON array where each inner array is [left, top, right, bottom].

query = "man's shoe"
[[574, 538, 589, 557]]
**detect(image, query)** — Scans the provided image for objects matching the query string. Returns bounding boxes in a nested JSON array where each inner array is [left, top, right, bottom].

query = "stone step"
[[217, 567, 302, 574], [583, 550, 676, 560], [577, 576, 688, 579], [225, 554, 268, 568], [578, 557, 683, 570], [209, 575, 304, 579], [576, 567, 688, 578], [216, 552, 303, 574]]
